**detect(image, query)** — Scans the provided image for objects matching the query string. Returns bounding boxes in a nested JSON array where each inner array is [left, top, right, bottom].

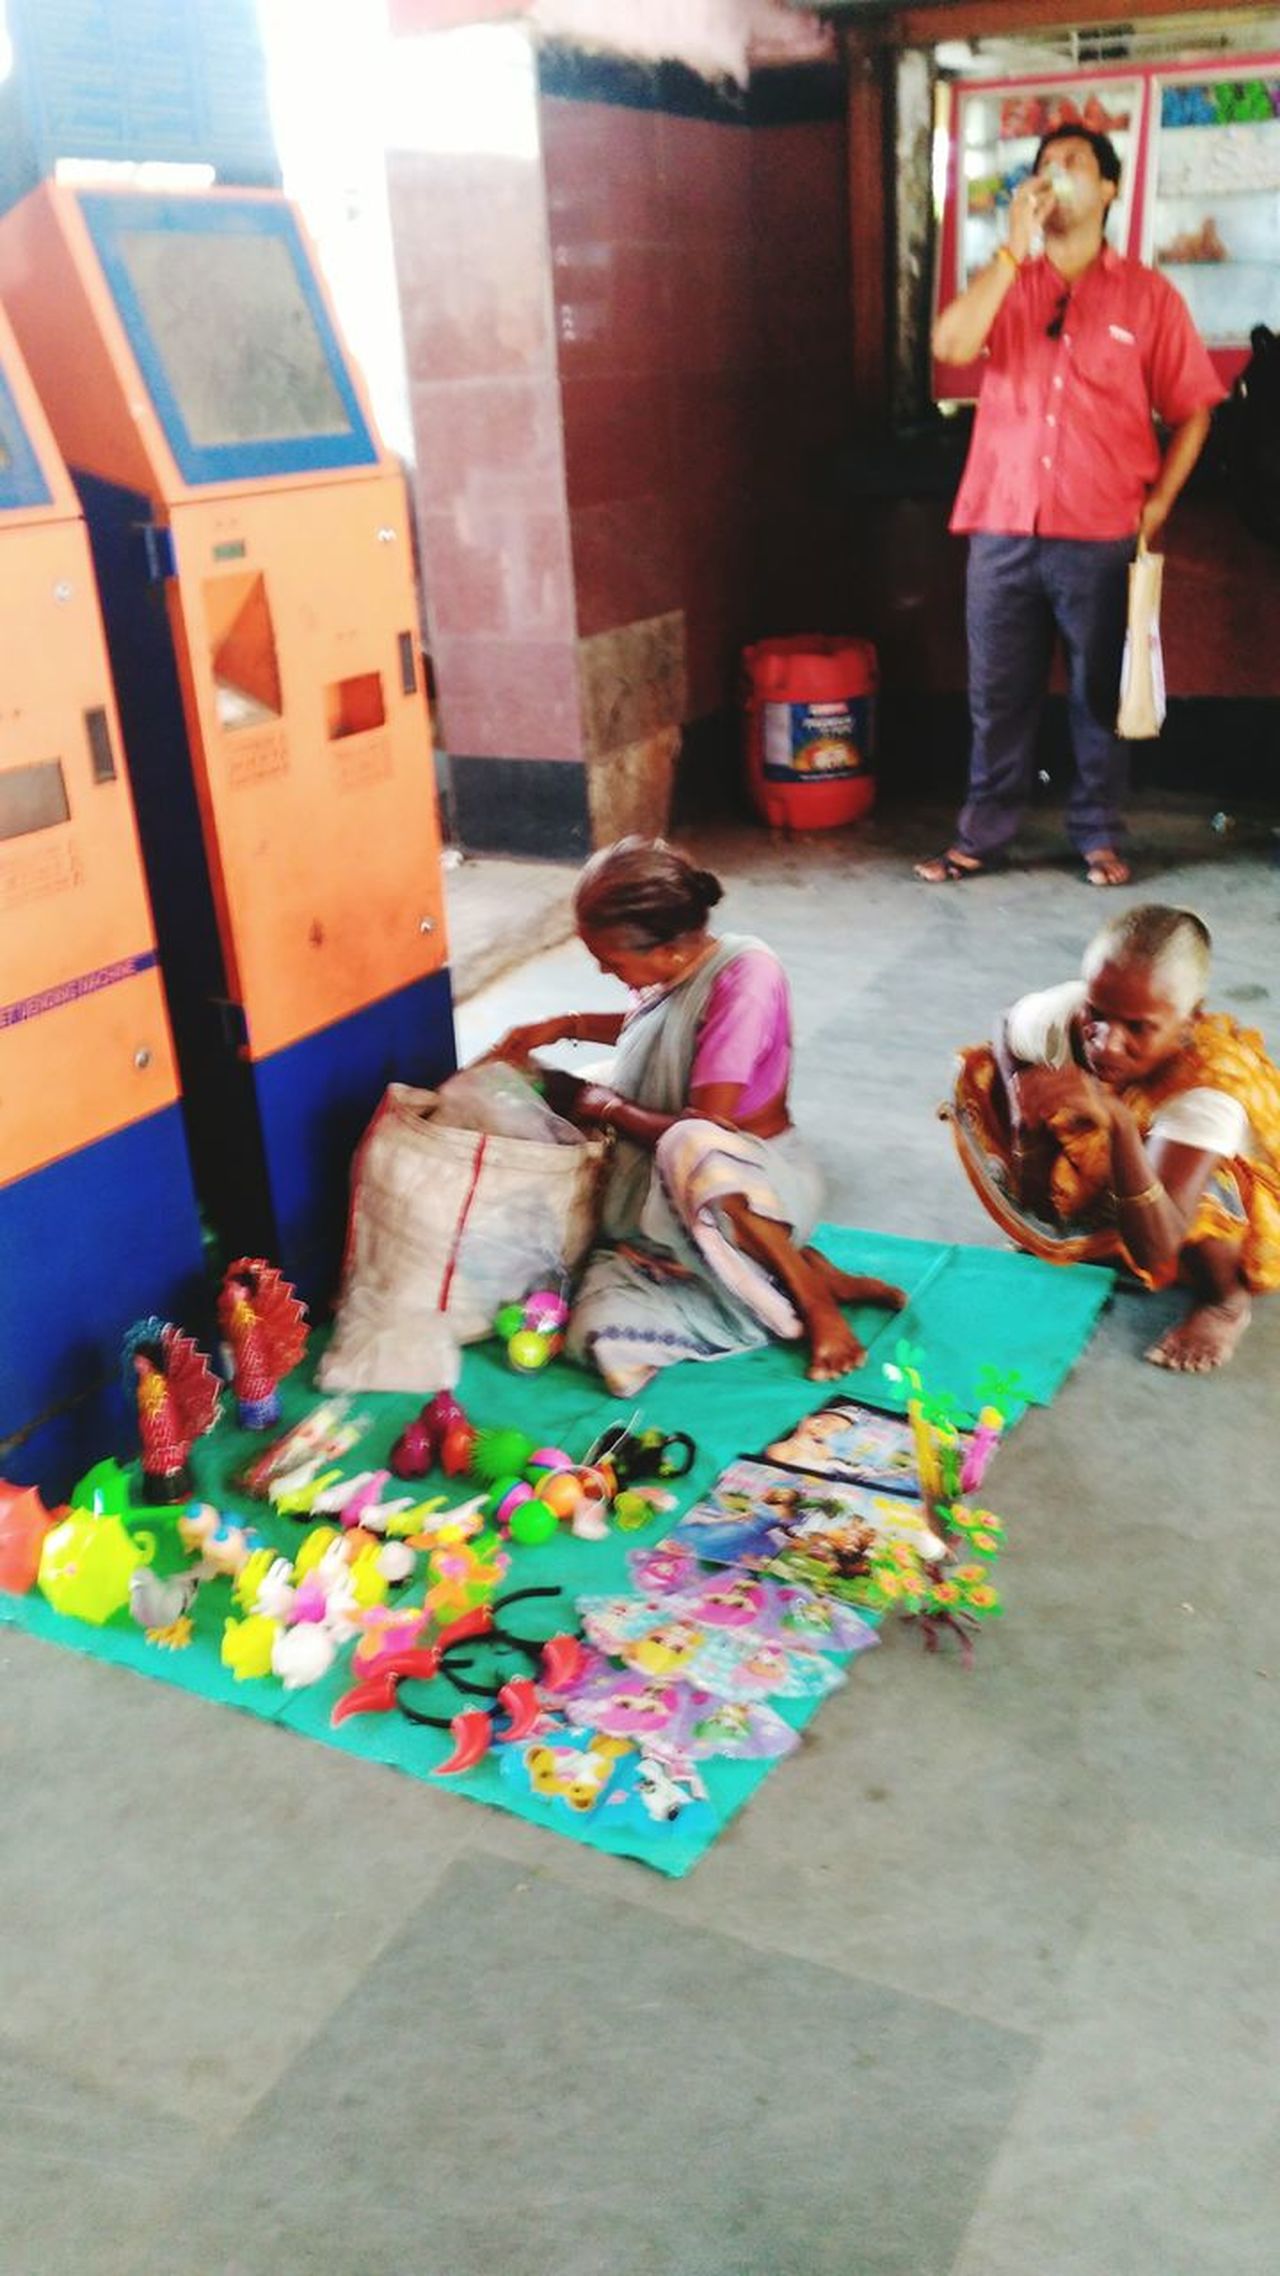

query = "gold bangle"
[[995, 244, 1021, 274], [1115, 1179, 1164, 1209]]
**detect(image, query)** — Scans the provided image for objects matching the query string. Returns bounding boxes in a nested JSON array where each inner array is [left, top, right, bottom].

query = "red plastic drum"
[[743, 634, 877, 830]]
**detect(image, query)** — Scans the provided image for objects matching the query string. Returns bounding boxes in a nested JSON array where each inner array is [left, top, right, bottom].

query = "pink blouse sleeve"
[[690, 949, 791, 1112]]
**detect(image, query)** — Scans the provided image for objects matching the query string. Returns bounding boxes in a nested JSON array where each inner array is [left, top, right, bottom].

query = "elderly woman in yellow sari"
[[947, 904, 1280, 1372]]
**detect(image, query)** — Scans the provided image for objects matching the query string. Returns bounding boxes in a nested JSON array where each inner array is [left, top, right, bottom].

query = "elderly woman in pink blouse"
[[490, 838, 904, 1396]]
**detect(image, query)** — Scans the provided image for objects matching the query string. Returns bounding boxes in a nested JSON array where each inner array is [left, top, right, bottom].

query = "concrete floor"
[[4, 790, 1278, 2276]]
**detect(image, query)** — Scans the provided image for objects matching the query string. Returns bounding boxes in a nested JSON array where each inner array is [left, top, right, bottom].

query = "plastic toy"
[[217, 1258, 308, 1428], [403, 1493, 486, 1551], [388, 1390, 471, 1480], [235, 1399, 366, 1499], [535, 1471, 583, 1523], [527, 1445, 573, 1476], [370, 1539, 412, 1585], [439, 1422, 478, 1476], [293, 1525, 342, 1582], [0, 1482, 58, 1595], [494, 1283, 570, 1371], [347, 1543, 390, 1610], [470, 1427, 536, 1487], [487, 1477, 537, 1534], [423, 1536, 510, 1622], [38, 1509, 157, 1625], [515, 1732, 634, 1813], [581, 1421, 696, 1487], [69, 1458, 136, 1516], [330, 1588, 581, 1772], [233, 1548, 292, 1615], [270, 1466, 344, 1518], [122, 1318, 221, 1504], [221, 1613, 281, 1680], [128, 1568, 200, 1646], [272, 1623, 337, 1689], [508, 1497, 558, 1547], [177, 1503, 264, 1577]]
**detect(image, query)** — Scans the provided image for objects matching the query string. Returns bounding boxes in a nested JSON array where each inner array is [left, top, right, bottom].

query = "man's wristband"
[[995, 244, 1021, 274]]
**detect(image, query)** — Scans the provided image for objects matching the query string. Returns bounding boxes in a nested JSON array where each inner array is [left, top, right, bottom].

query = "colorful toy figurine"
[[177, 1503, 264, 1578], [128, 1567, 201, 1649], [217, 1259, 308, 1429], [122, 1318, 221, 1505]]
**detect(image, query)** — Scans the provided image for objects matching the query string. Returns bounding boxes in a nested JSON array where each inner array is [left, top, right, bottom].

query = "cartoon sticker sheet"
[[505, 1551, 881, 1833], [667, 1458, 944, 1577], [764, 1398, 964, 1494]]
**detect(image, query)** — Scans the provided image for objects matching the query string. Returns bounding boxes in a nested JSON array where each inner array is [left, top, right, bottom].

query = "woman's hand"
[[1013, 1064, 1111, 1133], [485, 1017, 571, 1063]]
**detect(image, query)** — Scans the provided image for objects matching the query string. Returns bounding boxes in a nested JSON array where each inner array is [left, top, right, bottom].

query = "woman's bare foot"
[[804, 1300, 868, 1382], [1145, 1290, 1252, 1373], [804, 1250, 908, 1314]]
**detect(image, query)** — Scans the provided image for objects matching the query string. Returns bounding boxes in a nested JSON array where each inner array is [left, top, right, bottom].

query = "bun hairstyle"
[[1082, 903, 1212, 1017], [574, 836, 724, 950]]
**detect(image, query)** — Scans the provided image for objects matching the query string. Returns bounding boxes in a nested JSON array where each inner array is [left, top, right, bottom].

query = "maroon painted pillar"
[[385, 11, 851, 854]]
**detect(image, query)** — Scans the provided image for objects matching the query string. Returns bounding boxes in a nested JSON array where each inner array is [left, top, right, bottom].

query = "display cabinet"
[[1145, 61, 1280, 350]]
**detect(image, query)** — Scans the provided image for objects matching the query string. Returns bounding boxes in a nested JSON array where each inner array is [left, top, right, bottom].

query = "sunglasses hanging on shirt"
[[1046, 290, 1071, 341]]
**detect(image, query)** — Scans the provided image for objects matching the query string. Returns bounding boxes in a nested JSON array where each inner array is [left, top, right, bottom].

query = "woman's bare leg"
[[1145, 1234, 1253, 1374], [720, 1200, 903, 1381]]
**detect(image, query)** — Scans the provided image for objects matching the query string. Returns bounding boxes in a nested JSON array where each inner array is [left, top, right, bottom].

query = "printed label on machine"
[[761, 699, 872, 782], [0, 838, 84, 907]]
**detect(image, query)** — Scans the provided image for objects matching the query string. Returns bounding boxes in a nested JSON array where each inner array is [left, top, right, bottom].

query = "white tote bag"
[[1115, 540, 1166, 740], [318, 1083, 607, 1392]]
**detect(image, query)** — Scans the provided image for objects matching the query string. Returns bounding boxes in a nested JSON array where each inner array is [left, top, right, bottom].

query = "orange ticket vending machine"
[[0, 184, 454, 1307], [0, 301, 205, 1494]]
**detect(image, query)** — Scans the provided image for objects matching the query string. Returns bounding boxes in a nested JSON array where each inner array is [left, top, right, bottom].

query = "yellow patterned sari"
[[946, 1012, 1280, 1292]]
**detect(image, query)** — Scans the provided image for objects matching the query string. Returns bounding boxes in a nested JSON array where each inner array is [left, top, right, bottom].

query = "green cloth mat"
[[0, 1231, 1112, 1875]]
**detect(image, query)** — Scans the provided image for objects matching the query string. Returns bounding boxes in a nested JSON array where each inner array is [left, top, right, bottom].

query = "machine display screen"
[[80, 193, 379, 485], [119, 230, 349, 450], [0, 367, 54, 513], [0, 759, 71, 844]]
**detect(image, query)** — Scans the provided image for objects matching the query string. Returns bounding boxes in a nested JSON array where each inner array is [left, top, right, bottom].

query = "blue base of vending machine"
[[0, 1104, 209, 1501]]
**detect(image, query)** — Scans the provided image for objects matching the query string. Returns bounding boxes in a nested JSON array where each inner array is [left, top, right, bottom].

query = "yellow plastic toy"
[[347, 1544, 389, 1610], [294, 1525, 342, 1582], [38, 1510, 156, 1625], [220, 1613, 280, 1680], [271, 1467, 342, 1519], [232, 1546, 281, 1613]]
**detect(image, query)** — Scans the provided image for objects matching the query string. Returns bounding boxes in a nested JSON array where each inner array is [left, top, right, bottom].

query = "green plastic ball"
[[509, 1497, 559, 1547], [493, 1303, 525, 1341]]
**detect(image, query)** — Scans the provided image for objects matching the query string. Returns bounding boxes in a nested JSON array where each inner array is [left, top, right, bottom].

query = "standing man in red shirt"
[[916, 126, 1224, 889]]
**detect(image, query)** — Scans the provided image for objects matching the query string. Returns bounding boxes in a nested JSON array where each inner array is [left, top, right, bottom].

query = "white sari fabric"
[[566, 935, 823, 1396]]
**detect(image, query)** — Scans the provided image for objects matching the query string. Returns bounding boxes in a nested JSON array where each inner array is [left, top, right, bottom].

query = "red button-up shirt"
[[950, 246, 1226, 540]]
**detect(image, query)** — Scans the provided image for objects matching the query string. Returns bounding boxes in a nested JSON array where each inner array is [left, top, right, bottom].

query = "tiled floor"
[[4, 791, 1277, 2275]]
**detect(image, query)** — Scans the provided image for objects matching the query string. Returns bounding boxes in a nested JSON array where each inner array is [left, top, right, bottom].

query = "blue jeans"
[[956, 533, 1134, 861]]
